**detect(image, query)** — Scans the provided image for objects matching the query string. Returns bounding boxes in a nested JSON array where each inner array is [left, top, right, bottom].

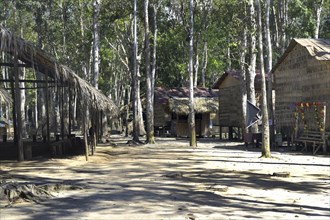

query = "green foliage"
[[0, 0, 329, 108]]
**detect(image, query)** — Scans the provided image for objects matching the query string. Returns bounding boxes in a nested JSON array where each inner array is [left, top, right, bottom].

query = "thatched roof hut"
[[155, 87, 218, 114], [273, 38, 330, 136], [0, 25, 118, 114], [154, 87, 218, 137], [0, 25, 118, 161]]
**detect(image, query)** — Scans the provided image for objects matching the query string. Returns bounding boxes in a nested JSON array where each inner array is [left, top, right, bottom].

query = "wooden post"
[[60, 79, 65, 140], [229, 126, 233, 139], [93, 109, 97, 149], [45, 70, 50, 145], [14, 52, 24, 161], [100, 110, 103, 140], [68, 84, 72, 135], [219, 126, 223, 140], [322, 105, 327, 153], [293, 107, 299, 147], [83, 105, 89, 161], [10, 66, 17, 143]]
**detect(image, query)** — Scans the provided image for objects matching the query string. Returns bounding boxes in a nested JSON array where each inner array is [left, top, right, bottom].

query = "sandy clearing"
[[1, 136, 329, 220]]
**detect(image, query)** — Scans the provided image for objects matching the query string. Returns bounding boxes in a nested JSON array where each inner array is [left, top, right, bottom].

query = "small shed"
[[273, 38, 330, 140], [212, 70, 266, 139], [154, 87, 218, 137]]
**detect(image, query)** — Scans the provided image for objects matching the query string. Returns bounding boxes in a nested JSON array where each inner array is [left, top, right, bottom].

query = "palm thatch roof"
[[169, 97, 218, 115], [0, 25, 118, 116], [0, 89, 12, 104], [155, 87, 218, 115]]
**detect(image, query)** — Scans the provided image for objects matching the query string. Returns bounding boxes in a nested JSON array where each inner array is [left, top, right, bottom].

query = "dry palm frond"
[[0, 89, 12, 104]]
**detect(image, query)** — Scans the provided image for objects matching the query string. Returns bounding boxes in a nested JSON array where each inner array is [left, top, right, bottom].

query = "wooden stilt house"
[[212, 70, 267, 139], [273, 38, 330, 152]]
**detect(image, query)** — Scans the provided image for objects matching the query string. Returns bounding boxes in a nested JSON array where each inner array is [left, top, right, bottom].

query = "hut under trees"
[[273, 38, 330, 153], [212, 70, 270, 140], [0, 25, 119, 161], [154, 87, 218, 137]]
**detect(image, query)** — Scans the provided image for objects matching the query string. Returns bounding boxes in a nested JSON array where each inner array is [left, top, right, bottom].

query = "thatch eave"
[[0, 89, 12, 104]]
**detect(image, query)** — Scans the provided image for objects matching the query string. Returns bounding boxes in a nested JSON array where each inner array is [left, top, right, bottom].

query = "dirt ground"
[[0, 135, 330, 220]]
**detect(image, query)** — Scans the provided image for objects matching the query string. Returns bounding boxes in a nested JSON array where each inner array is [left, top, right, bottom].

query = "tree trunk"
[[19, 66, 27, 138], [200, 1, 210, 88], [227, 38, 231, 71], [61, 0, 68, 63], [14, 52, 24, 161], [132, 0, 140, 142], [256, 0, 271, 158], [278, 0, 288, 54], [314, 0, 324, 39], [201, 41, 207, 88], [92, 0, 101, 89], [151, 3, 159, 109], [248, 0, 258, 133], [52, 84, 60, 136], [193, 34, 200, 88], [240, 3, 248, 139], [265, 0, 275, 147], [189, 0, 197, 147], [145, 0, 155, 144], [35, 7, 45, 136], [79, 0, 89, 79]]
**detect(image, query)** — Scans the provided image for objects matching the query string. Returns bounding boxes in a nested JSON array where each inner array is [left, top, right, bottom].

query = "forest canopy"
[[0, 0, 329, 107]]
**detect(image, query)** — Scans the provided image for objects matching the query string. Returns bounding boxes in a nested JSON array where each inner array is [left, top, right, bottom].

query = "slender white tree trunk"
[[189, 0, 196, 147], [92, 0, 101, 89], [151, 3, 159, 101], [145, 0, 155, 143], [201, 41, 207, 88], [132, 0, 140, 142], [265, 0, 275, 146], [248, 0, 258, 133], [256, 0, 271, 157], [240, 2, 248, 138], [314, 0, 324, 39]]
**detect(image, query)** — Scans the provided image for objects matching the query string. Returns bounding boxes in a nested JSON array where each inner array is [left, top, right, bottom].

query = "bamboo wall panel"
[[275, 44, 330, 132], [218, 85, 242, 127]]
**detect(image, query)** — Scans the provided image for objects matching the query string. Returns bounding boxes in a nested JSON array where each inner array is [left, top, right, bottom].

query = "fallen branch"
[[0, 180, 84, 207]]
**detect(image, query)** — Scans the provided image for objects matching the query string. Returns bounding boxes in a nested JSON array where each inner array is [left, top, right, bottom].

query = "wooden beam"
[[45, 70, 50, 145], [3, 85, 68, 90], [68, 84, 72, 135], [0, 62, 30, 68], [0, 79, 56, 83]]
